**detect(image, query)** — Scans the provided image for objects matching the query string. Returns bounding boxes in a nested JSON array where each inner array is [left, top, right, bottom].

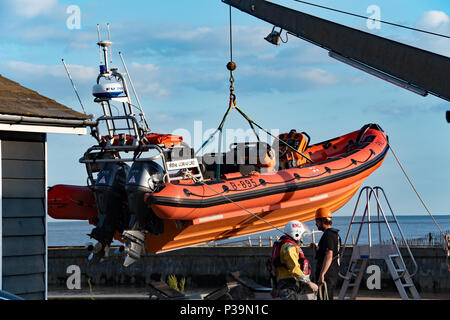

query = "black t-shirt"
[[315, 228, 341, 282]]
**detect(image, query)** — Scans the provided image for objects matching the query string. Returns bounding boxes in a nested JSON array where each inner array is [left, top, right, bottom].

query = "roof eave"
[[0, 114, 97, 135]]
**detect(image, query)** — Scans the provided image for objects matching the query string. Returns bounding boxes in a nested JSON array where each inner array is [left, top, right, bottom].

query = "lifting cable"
[[293, 0, 450, 40], [196, 5, 260, 179], [196, 5, 313, 170], [376, 125, 449, 270]]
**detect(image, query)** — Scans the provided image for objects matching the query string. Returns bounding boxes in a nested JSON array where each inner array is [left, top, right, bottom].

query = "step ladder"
[[338, 186, 420, 300]]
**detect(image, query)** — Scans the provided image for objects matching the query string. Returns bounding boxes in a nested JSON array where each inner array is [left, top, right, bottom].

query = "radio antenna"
[[62, 59, 87, 115], [96, 24, 102, 64], [107, 23, 112, 64], [119, 51, 149, 131]]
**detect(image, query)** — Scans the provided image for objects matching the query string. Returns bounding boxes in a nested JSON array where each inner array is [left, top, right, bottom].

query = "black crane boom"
[[223, 0, 450, 102]]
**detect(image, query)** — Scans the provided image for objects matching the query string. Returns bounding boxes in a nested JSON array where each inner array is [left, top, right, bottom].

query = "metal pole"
[[61, 59, 87, 115], [107, 23, 112, 64], [118, 52, 150, 131], [100, 101, 114, 138], [96, 24, 102, 64]]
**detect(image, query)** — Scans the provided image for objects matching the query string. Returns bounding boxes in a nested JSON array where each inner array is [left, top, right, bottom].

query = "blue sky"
[[0, 0, 449, 218]]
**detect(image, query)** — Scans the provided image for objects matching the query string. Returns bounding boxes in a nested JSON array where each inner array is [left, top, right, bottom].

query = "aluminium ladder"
[[338, 186, 420, 300]]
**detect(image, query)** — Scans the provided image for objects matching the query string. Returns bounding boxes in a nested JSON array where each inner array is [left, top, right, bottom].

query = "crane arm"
[[223, 0, 450, 102]]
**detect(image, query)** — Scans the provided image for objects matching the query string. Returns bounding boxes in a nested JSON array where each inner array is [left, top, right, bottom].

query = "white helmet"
[[284, 220, 310, 242]]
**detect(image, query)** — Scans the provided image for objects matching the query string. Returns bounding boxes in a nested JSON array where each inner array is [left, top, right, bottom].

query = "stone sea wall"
[[48, 246, 450, 293]]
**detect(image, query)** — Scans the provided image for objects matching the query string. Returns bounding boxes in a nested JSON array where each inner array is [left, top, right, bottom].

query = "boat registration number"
[[228, 178, 258, 190], [166, 158, 199, 170]]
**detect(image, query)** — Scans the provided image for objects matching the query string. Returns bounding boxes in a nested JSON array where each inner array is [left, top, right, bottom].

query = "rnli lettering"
[[228, 178, 257, 191], [167, 158, 198, 170]]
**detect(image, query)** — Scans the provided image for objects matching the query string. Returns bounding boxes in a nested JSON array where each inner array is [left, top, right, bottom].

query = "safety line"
[[233, 105, 313, 163], [293, 0, 450, 39], [376, 125, 446, 238], [189, 173, 289, 237]]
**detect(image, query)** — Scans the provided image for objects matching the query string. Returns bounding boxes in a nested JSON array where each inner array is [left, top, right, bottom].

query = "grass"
[[167, 274, 186, 293]]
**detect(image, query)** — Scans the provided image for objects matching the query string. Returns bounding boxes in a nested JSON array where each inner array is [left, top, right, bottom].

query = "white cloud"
[[298, 68, 339, 86], [125, 62, 171, 98], [130, 62, 159, 73], [156, 27, 213, 41], [415, 10, 450, 56], [18, 25, 61, 42], [239, 65, 339, 89], [417, 10, 450, 30], [6, 61, 97, 81], [138, 82, 170, 99], [6, 0, 58, 18]]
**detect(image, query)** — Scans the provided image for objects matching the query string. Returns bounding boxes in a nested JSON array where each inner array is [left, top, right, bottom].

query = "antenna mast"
[[96, 24, 102, 64], [107, 23, 113, 64], [62, 59, 87, 115], [119, 51, 150, 131]]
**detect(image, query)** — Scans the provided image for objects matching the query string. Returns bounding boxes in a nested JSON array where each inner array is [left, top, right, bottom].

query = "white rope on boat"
[[188, 173, 288, 237]]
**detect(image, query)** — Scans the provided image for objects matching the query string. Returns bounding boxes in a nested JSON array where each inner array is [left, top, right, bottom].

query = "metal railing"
[[201, 230, 447, 249], [203, 230, 323, 248]]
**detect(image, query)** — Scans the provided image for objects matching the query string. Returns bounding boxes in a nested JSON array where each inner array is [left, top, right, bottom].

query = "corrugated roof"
[[0, 74, 89, 120]]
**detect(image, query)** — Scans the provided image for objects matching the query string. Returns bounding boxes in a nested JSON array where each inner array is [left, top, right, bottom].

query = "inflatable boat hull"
[[48, 125, 388, 253]]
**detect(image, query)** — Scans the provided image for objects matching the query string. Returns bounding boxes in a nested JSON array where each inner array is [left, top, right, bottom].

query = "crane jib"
[[222, 0, 450, 102]]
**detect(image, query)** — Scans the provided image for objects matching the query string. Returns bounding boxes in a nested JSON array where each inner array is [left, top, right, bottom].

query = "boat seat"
[[229, 142, 276, 173], [199, 142, 276, 179], [275, 129, 310, 169]]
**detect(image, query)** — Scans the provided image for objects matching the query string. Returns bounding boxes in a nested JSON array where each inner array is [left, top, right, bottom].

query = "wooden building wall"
[[1, 132, 46, 299]]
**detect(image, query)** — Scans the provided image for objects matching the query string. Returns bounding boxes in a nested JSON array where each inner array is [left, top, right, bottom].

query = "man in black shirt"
[[313, 207, 341, 300]]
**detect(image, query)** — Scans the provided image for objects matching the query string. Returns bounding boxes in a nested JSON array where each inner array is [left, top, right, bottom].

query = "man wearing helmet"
[[272, 220, 318, 300], [313, 207, 341, 300]]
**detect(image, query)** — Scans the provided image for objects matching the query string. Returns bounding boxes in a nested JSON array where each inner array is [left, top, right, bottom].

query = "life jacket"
[[320, 228, 342, 267], [268, 235, 311, 276]]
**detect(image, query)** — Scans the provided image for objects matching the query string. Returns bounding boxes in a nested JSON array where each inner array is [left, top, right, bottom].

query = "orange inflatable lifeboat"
[[143, 123, 388, 252], [48, 124, 389, 253]]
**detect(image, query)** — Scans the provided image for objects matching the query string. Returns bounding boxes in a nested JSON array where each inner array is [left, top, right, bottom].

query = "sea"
[[48, 215, 450, 248]]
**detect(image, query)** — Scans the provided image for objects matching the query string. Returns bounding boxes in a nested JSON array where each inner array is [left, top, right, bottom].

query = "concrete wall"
[[48, 246, 450, 293]]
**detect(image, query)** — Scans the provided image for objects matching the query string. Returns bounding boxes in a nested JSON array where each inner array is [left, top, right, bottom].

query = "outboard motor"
[[89, 162, 130, 258], [122, 160, 165, 266]]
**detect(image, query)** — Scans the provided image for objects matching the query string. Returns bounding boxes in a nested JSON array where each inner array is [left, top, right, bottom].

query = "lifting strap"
[[196, 5, 312, 178]]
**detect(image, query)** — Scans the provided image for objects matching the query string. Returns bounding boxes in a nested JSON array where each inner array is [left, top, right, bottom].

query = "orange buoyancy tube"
[[148, 126, 388, 221], [99, 133, 183, 148], [143, 133, 183, 148], [48, 184, 98, 221]]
